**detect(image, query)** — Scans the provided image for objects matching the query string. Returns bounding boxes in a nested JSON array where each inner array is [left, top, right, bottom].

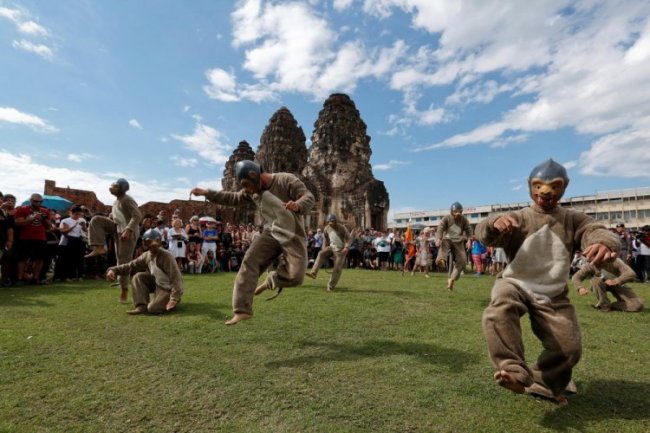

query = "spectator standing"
[[0, 194, 16, 286], [167, 218, 188, 270], [185, 242, 203, 274], [57, 205, 87, 281], [14, 193, 51, 284]]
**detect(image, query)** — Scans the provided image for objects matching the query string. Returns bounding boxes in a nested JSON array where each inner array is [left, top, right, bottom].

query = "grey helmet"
[[115, 178, 130, 193], [142, 228, 162, 242], [450, 202, 463, 213], [235, 160, 262, 186], [528, 159, 569, 186], [327, 213, 337, 222]]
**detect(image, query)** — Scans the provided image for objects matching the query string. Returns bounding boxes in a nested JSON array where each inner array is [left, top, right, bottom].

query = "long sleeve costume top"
[[571, 257, 636, 290], [476, 205, 620, 302], [436, 214, 472, 243], [108, 249, 184, 301], [204, 173, 315, 245]]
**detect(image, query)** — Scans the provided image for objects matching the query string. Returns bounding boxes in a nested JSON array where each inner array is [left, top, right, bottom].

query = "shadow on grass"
[[0, 283, 111, 308], [176, 301, 229, 320], [331, 287, 422, 298], [266, 339, 479, 372], [540, 380, 650, 431]]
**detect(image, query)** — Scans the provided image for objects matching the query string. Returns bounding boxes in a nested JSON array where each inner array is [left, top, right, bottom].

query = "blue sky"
[[1, 0, 649, 218]]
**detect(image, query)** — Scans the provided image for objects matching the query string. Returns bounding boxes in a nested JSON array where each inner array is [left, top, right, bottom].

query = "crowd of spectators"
[[2, 190, 650, 286]]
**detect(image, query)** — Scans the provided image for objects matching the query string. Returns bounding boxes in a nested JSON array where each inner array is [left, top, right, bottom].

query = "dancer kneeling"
[[105, 229, 183, 315]]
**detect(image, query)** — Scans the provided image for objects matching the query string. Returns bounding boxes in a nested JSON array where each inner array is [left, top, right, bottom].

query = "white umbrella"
[[199, 216, 217, 223]]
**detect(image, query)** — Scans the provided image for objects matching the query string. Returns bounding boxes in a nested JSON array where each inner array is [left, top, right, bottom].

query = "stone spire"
[[221, 140, 256, 192], [256, 107, 308, 174], [303, 93, 389, 230]]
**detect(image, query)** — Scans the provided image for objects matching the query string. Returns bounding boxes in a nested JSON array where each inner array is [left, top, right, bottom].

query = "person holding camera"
[[14, 193, 52, 285], [167, 218, 189, 270]]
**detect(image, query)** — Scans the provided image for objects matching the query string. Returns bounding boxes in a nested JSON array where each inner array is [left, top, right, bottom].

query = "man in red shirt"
[[14, 193, 51, 284]]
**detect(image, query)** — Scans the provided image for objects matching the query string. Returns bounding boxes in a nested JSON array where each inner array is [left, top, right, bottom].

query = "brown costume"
[[204, 173, 314, 316], [309, 222, 351, 291], [108, 248, 183, 313], [435, 214, 472, 281], [571, 258, 644, 312], [88, 193, 141, 291], [477, 205, 620, 397]]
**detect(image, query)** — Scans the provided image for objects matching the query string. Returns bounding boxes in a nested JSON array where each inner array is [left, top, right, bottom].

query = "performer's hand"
[[120, 228, 132, 241], [284, 201, 300, 212], [583, 243, 617, 267], [166, 299, 178, 311], [493, 215, 519, 233], [191, 187, 208, 197], [605, 278, 617, 286], [106, 270, 116, 282], [578, 287, 589, 296]]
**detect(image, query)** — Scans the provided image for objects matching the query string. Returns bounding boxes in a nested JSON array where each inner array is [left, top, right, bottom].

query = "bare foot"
[[126, 306, 146, 315], [85, 246, 106, 258], [436, 259, 446, 272], [526, 382, 570, 405], [494, 370, 526, 394], [305, 272, 316, 279], [225, 313, 252, 325], [447, 278, 455, 291], [254, 282, 268, 295], [119, 289, 128, 304]]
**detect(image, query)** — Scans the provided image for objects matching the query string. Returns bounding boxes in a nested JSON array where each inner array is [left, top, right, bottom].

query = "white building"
[[391, 186, 650, 231]]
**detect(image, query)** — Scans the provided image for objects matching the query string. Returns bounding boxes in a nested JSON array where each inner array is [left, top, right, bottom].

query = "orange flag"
[[404, 223, 416, 260]]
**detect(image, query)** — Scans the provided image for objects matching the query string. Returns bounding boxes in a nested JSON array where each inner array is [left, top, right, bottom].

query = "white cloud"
[[170, 121, 231, 166], [171, 156, 199, 167], [18, 20, 48, 36], [205, 0, 408, 102], [373, 160, 410, 171], [12, 39, 53, 59], [0, 150, 196, 204], [67, 153, 97, 163], [333, 0, 354, 12], [0, 106, 58, 133], [128, 119, 143, 130], [0, 6, 22, 23]]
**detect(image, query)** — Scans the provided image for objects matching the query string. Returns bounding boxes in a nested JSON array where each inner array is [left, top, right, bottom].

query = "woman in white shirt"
[[56, 205, 87, 281], [167, 218, 188, 270]]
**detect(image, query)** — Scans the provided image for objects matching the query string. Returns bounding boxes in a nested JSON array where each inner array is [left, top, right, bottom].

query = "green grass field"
[[1, 269, 649, 433]]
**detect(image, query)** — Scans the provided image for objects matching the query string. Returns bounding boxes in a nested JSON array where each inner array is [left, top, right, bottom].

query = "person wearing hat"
[[85, 178, 142, 303], [306, 213, 351, 291], [571, 257, 644, 312], [106, 229, 183, 315], [435, 202, 473, 290], [191, 160, 314, 325], [476, 159, 620, 405]]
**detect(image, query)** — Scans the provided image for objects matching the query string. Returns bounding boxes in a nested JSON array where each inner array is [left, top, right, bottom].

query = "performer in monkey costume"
[[86, 178, 141, 303], [306, 213, 350, 291], [191, 160, 314, 325], [435, 202, 472, 291], [476, 159, 619, 405], [572, 257, 644, 312]]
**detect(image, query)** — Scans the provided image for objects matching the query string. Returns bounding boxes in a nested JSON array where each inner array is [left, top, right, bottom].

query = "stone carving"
[[302, 93, 389, 230], [222, 140, 256, 192]]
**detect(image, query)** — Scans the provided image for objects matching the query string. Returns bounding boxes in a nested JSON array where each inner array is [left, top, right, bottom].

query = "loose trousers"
[[311, 247, 346, 290], [591, 278, 644, 312], [482, 279, 581, 396], [233, 230, 307, 315], [88, 215, 137, 290], [436, 239, 467, 281], [132, 272, 171, 314]]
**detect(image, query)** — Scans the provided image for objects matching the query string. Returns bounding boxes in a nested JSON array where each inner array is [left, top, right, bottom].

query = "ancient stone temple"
[[221, 140, 256, 192], [256, 107, 308, 174], [302, 93, 389, 230], [220, 94, 389, 230]]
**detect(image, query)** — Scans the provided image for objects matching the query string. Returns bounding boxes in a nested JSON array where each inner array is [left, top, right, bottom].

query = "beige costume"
[[204, 173, 314, 316], [88, 194, 141, 290], [571, 258, 644, 312], [108, 248, 184, 313], [436, 214, 472, 281], [476, 205, 619, 396], [310, 223, 351, 291]]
